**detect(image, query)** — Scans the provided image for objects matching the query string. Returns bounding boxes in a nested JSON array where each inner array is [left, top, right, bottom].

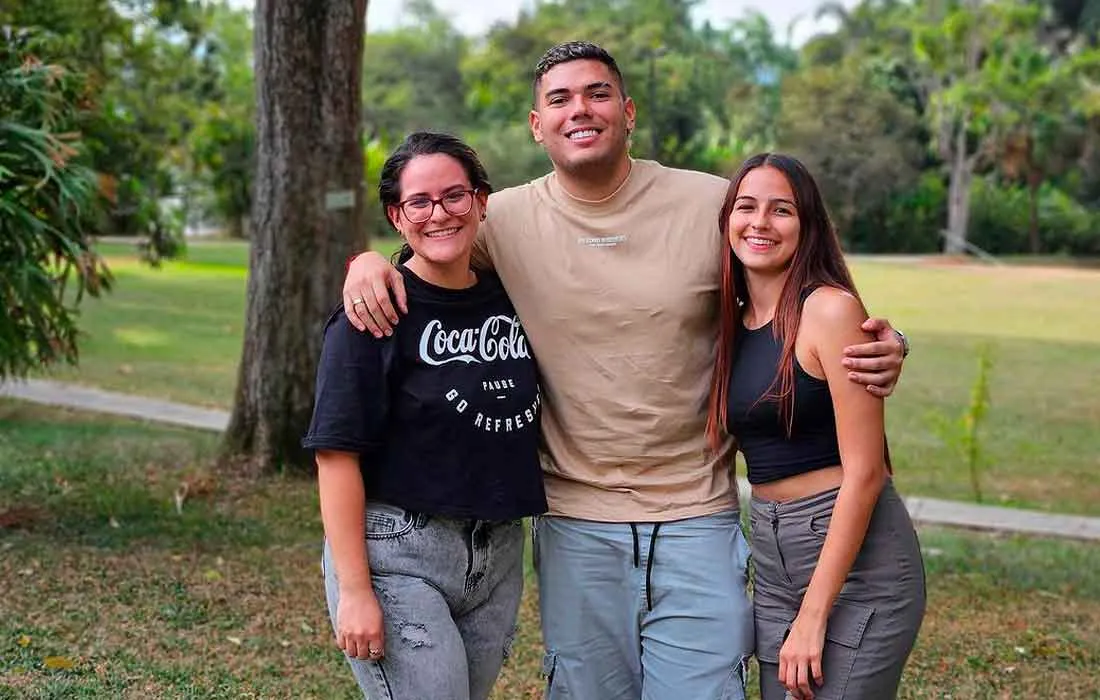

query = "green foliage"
[[969, 177, 1100, 255], [932, 344, 994, 503], [963, 344, 994, 503], [187, 3, 255, 239], [4, 0, 224, 256], [0, 38, 112, 380], [849, 172, 948, 253], [8, 0, 1100, 258], [363, 136, 397, 240], [362, 1, 469, 140], [778, 57, 924, 239]]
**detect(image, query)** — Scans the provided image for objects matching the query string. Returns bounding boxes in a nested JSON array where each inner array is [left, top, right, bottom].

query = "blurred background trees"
[[6, 0, 1100, 259]]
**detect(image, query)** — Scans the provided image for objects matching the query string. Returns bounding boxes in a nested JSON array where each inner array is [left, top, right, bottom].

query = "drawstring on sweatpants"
[[645, 523, 661, 611], [629, 523, 663, 611], [630, 523, 640, 567]]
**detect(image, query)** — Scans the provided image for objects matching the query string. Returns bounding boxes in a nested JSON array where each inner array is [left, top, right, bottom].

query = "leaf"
[[43, 655, 75, 670], [226, 636, 242, 646], [17, 634, 31, 648], [173, 483, 188, 514], [203, 569, 222, 582]]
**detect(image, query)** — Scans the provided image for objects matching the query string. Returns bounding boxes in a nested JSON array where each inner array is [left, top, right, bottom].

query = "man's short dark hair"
[[532, 41, 628, 103]]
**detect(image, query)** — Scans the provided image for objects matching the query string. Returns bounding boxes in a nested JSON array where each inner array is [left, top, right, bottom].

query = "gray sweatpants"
[[534, 509, 755, 700], [750, 481, 926, 700], [322, 503, 524, 700]]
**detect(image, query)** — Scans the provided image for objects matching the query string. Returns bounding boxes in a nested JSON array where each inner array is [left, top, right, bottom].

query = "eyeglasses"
[[397, 189, 478, 224]]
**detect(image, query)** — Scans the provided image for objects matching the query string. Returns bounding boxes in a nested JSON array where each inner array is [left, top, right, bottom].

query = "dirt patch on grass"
[[0, 540, 350, 697], [902, 580, 1100, 698]]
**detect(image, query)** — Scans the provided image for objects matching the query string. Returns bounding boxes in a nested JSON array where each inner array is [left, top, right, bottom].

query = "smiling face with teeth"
[[529, 59, 636, 182], [728, 166, 802, 276], [386, 153, 487, 288]]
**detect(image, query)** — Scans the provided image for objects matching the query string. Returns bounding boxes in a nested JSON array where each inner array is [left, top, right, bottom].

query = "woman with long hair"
[[303, 131, 546, 699], [707, 153, 926, 699]]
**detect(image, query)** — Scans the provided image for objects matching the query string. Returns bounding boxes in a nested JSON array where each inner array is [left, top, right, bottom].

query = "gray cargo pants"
[[750, 481, 926, 699]]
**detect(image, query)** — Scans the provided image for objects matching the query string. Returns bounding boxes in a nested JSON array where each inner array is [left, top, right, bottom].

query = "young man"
[[339, 42, 908, 700]]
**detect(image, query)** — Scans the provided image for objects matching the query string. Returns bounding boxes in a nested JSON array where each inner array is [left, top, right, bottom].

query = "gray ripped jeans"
[[322, 503, 524, 700]]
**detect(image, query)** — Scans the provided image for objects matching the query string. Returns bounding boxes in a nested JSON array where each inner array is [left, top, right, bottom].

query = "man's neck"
[[555, 157, 633, 203]]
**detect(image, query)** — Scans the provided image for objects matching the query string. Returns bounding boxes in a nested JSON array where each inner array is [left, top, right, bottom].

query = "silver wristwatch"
[[895, 329, 911, 358]]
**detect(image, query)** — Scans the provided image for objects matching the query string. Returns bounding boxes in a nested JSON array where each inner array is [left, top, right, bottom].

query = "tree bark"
[[221, 0, 369, 475], [945, 124, 973, 255]]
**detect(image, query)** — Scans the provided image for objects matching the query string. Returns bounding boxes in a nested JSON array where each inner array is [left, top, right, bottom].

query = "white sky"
[[225, 0, 853, 46]]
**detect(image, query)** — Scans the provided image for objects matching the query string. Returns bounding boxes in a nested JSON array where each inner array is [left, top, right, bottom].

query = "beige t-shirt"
[[478, 159, 737, 521]]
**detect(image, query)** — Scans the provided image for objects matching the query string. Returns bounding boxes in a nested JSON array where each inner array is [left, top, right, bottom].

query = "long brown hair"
[[705, 153, 864, 451]]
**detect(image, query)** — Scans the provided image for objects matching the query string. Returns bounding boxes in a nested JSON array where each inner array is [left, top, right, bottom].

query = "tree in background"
[[361, 0, 469, 140], [220, 0, 369, 475], [982, 12, 1100, 252], [778, 57, 924, 243], [911, 0, 1045, 254], [0, 33, 112, 380], [189, 2, 256, 239], [3, 0, 219, 257]]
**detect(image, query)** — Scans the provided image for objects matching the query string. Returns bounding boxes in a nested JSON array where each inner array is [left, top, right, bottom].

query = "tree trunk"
[[944, 124, 973, 255], [221, 0, 369, 475]]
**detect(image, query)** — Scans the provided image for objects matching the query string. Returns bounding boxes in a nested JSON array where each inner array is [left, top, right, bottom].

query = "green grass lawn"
[[0, 403, 1097, 698], [38, 242, 1100, 516]]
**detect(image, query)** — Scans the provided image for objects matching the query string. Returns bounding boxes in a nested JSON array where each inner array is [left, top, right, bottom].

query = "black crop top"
[[725, 319, 842, 485]]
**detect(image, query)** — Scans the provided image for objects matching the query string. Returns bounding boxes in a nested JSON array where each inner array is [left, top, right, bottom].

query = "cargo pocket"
[[817, 601, 874, 698], [755, 601, 874, 699], [754, 610, 796, 665], [541, 650, 566, 698]]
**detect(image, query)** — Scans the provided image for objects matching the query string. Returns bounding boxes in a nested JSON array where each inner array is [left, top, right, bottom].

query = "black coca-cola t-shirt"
[[302, 266, 546, 520]]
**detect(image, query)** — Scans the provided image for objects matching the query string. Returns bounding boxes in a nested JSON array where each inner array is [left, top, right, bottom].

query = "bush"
[[969, 178, 1100, 256], [0, 35, 112, 380], [1039, 186, 1100, 256], [968, 178, 1030, 254], [846, 172, 946, 253]]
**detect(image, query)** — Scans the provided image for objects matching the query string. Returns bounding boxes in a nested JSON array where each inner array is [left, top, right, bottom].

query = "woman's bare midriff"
[[752, 464, 844, 503]]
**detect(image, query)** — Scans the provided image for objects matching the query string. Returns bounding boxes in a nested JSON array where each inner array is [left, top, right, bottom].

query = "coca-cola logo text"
[[418, 315, 530, 366]]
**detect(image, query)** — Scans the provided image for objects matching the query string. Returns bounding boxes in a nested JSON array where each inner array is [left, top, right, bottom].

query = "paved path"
[[5, 378, 1100, 542], [1, 378, 228, 432]]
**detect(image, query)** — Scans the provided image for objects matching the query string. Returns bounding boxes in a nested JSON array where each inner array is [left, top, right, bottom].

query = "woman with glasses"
[[303, 131, 546, 700]]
